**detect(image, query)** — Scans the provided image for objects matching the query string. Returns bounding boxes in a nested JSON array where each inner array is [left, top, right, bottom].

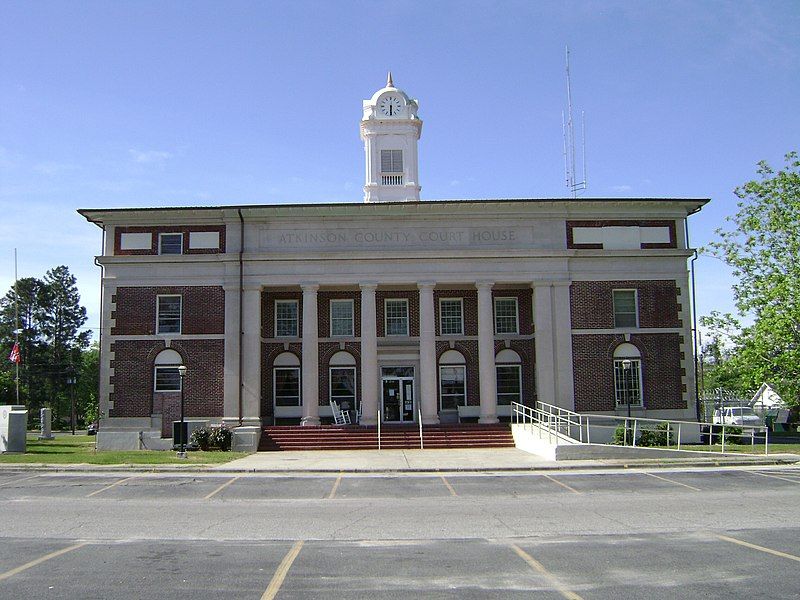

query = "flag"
[[8, 342, 20, 364]]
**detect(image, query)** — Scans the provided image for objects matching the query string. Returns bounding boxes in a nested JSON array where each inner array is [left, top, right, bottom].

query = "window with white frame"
[[385, 298, 409, 336], [439, 298, 463, 335], [274, 368, 301, 406], [494, 297, 519, 335], [380, 149, 403, 173], [275, 299, 299, 337], [613, 289, 638, 328], [153, 348, 183, 392], [159, 233, 183, 255], [495, 348, 523, 405], [330, 299, 354, 337], [613, 343, 643, 407], [156, 295, 182, 334], [330, 367, 356, 412], [439, 366, 466, 410]]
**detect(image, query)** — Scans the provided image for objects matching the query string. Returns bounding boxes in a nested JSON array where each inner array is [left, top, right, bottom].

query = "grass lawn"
[[0, 435, 249, 465]]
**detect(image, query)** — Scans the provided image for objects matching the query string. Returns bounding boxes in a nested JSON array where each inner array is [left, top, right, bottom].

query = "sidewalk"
[[1, 447, 797, 474]]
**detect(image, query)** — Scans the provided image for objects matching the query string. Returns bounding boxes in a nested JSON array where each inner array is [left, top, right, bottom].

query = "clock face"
[[378, 95, 403, 117]]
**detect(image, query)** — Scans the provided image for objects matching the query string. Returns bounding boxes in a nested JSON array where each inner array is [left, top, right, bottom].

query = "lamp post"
[[621, 359, 632, 445], [66, 373, 76, 435], [177, 365, 188, 458]]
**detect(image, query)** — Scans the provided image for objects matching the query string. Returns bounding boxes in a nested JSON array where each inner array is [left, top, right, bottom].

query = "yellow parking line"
[[86, 476, 137, 497], [261, 541, 304, 600], [0, 542, 88, 582], [543, 474, 581, 494], [328, 474, 343, 499], [509, 543, 584, 600], [0, 474, 39, 487], [715, 534, 800, 563], [440, 475, 457, 497], [745, 470, 800, 484], [204, 476, 239, 500], [645, 472, 701, 491]]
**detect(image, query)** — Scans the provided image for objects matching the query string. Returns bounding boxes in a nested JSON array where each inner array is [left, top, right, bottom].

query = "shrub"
[[612, 422, 674, 447], [189, 425, 231, 451], [190, 427, 211, 451]]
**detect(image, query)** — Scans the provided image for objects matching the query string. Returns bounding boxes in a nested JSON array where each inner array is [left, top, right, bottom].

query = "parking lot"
[[0, 467, 798, 598]]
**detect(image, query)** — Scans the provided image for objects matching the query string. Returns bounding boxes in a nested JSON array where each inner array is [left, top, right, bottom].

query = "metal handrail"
[[511, 401, 770, 454], [377, 410, 381, 451], [418, 408, 424, 450]]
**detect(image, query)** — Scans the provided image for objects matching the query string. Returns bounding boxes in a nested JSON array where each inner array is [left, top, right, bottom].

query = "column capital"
[[300, 283, 319, 293], [475, 281, 495, 291], [359, 282, 378, 291], [417, 281, 436, 291], [531, 279, 571, 288]]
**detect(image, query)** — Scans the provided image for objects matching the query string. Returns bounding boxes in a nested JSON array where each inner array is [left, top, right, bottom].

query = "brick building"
[[80, 77, 706, 449]]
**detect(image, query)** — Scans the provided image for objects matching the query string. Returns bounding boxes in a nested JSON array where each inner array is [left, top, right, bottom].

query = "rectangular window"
[[614, 359, 642, 407], [274, 368, 301, 406], [330, 299, 354, 337], [613, 290, 638, 328], [380, 149, 403, 173], [330, 367, 357, 412], [275, 300, 299, 337], [156, 295, 182, 334], [496, 365, 522, 405], [159, 233, 183, 255], [494, 297, 519, 335], [439, 298, 463, 335], [385, 299, 409, 336], [439, 365, 466, 410], [154, 367, 181, 392]]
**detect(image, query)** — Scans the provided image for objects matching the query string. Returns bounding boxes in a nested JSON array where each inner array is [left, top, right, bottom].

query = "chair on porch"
[[330, 401, 351, 425]]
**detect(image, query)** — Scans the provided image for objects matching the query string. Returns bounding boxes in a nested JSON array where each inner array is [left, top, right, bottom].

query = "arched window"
[[495, 349, 522, 405], [613, 343, 643, 407], [439, 350, 466, 410], [329, 351, 357, 412], [274, 352, 301, 407], [154, 349, 183, 392]]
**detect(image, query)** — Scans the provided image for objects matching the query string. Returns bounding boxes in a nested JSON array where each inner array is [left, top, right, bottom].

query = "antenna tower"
[[562, 46, 587, 197]]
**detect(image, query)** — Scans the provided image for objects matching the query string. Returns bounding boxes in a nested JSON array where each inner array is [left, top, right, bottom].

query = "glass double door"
[[381, 368, 415, 423]]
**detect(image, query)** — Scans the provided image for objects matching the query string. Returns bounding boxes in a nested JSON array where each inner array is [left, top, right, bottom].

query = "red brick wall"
[[572, 333, 684, 412], [114, 225, 226, 255], [111, 286, 225, 335], [566, 220, 676, 249], [109, 339, 224, 435], [570, 280, 681, 329], [262, 291, 302, 339], [317, 291, 361, 338], [376, 290, 420, 337]]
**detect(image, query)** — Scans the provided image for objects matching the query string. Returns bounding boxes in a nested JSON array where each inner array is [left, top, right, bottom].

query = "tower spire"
[[386, 71, 394, 87]]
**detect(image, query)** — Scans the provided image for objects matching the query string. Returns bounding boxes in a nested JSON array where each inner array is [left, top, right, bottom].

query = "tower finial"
[[387, 71, 393, 87]]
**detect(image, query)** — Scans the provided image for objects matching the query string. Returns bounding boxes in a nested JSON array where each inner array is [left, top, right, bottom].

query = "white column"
[[552, 282, 575, 410], [476, 281, 498, 424], [533, 283, 556, 407], [301, 283, 320, 426], [222, 285, 241, 426], [240, 286, 262, 425], [418, 282, 439, 424], [359, 283, 379, 425]]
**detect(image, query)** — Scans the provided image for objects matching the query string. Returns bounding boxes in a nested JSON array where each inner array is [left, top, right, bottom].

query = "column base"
[[422, 415, 440, 425], [301, 416, 321, 426], [359, 416, 378, 426], [479, 415, 499, 424], [222, 417, 262, 429]]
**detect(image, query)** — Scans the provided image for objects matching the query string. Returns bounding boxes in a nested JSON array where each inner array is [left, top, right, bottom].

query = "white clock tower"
[[361, 73, 423, 202]]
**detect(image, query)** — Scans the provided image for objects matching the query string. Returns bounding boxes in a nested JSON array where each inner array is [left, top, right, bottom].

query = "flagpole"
[[14, 248, 19, 405]]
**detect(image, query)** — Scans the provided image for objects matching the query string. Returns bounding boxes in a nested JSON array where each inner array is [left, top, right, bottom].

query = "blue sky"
[[1, 1, 798, 341]]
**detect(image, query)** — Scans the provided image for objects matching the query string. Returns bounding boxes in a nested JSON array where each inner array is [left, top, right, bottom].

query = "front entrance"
[[381, 366, 415, 423]]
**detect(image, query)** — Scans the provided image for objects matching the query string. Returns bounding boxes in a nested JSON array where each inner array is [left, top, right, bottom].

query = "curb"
[[0, 456, 796, 474]]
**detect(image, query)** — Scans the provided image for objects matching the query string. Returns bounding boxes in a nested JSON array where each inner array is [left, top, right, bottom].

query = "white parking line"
[[0, 542, 88, 581], [543, 474, 581, 494], [745, 470, 800, 484], [261, 541, 304, 600], [645, 472, 701, 491], [204, 476, 239, 500], [86, 476, 138, 497], [715, 534, 800, 563], [328, 474, 343, 499], [509, 542, 584, 600]]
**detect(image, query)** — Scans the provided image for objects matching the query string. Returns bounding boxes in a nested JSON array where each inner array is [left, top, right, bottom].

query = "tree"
[[705, 151, 800, 405], [0, 266, 91, 425]]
